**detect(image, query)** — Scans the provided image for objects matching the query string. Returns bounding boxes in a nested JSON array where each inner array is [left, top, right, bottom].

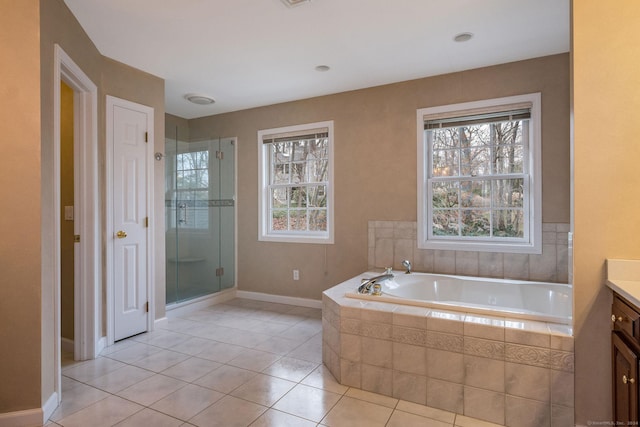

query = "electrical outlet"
[[293, 269, 300, 281]]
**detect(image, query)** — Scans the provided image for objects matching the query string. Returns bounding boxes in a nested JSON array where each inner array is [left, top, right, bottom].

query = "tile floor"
[[47, 298, 503, 427]]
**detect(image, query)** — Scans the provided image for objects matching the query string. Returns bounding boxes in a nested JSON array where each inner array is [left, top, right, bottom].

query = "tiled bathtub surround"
[[368, 221, 570, 283], [322, 278, 575, 427]]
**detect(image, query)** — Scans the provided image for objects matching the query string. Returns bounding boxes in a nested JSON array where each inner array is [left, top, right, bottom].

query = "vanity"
[[607, 259, 640, 423]]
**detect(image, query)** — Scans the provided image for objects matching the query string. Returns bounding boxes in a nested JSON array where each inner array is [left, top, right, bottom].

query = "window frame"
[[258, 120, 334, 244], [416, 93, 542, 254]]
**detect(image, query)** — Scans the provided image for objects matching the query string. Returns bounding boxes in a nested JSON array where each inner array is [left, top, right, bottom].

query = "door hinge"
[[145, 132, 148, 143], [74, 235, 80, 243], [216, 267, 224, 277], [145, 302, 149, 313], [216, 151, 224, 160], [145, 217, 149, 228]]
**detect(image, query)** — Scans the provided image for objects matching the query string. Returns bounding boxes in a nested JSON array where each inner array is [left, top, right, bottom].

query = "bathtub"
[[345, 271, 572, 325]]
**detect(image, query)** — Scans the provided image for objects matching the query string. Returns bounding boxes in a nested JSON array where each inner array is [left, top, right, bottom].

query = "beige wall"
[[0, 0, 42, 412], [61, 81, 75, 340], [188, 53, 570, 301], [572, 1, 640, 424]]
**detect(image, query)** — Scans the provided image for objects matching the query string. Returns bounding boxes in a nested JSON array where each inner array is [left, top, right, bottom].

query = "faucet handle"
[[384, 267, 393, 274], [401, 260, 412, 274]]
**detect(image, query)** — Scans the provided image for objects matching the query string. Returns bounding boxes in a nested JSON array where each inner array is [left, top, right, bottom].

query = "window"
[[417, 93, 541, 253], [258, 121, 334, 244], [166, 143, 210, 230]]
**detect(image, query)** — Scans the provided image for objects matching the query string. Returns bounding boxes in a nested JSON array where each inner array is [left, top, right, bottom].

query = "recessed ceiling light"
[[281, 0, 311, 7], [185, 94, 215, 105], [453, 32, 474, 43], [315, 65, 330, 72]]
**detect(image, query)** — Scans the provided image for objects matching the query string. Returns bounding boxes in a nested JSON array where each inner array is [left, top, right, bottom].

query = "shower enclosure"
[[165, 129, 235, 304]]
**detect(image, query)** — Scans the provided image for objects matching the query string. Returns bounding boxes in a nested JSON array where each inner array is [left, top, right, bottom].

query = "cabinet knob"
[[623, 375, 635, 384], [612, 314, 624, 323]]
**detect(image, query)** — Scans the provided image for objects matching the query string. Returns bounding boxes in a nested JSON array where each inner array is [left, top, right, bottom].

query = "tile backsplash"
[[368, 221, 570, 283]]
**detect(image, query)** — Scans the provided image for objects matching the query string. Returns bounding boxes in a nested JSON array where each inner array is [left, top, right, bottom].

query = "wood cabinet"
[[612, 293, 640, 423]]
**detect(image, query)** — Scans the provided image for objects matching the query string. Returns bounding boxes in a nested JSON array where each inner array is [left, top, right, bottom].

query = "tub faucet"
[[358, 270, 394, 294], [401, 260, 412, 274]]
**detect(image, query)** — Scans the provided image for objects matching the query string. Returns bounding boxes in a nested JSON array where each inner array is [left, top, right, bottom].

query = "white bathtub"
[[346, 271, 572, 324]]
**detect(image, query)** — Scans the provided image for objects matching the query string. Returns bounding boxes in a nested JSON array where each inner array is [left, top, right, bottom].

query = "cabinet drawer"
[[613, 296, 640, 342]]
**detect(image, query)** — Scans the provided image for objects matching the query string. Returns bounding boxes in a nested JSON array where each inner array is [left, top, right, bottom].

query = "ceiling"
[[63, 0, 570, 120]]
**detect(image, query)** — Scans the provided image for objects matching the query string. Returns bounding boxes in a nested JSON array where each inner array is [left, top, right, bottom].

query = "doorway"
[[49, 44, 100, 417]]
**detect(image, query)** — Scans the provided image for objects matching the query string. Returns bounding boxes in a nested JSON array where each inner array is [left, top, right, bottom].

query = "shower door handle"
[[116, 230, 127, 239]]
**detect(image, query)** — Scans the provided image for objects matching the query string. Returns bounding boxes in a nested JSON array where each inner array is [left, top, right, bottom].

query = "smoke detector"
[[185, 94, 215, 105], [281, 0, 311, 7]]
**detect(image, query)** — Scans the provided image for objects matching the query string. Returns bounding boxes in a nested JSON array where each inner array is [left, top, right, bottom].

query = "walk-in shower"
[[165, 128, 235, 304]]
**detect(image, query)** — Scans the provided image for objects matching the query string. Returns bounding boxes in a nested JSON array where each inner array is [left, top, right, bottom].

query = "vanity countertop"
[[607, 259, 640, 307]]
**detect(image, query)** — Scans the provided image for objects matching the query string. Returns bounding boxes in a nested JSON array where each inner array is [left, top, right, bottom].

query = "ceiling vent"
[[281, 0, 311, 7]]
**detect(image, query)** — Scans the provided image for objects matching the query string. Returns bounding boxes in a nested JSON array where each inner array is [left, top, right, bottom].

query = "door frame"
[[105, 95, 155, 345], [52, 44, 100, 403]]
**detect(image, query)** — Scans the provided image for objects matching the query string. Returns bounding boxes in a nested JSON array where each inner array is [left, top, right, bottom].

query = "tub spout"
[[358, 273, 394, 294], [401, 260, 412, 274]]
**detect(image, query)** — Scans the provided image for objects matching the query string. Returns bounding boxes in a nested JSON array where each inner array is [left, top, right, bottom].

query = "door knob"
[[623, 374, 635, 384], [116, 230, 127, 239]]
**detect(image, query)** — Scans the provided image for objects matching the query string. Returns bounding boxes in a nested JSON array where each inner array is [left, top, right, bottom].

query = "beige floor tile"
[[160, 356, 221, 382], [194, 364, 257, 393], [227, 348, 282, 371], [105, 342, 164, 364], [62, 356, 125, 382], [287, 334, 323, 363], [345, 387, 398, 408], [86, 364, 156, 393], [320, 396, 393, 427], [230, 373, 296, 406], [253, 335, 308, 355], [387, 410, 453, 427], [49, 382, 110, 421], [396, 400, 456, 424], [150, 383, 224, 421], [262, 356, 318, 382], [130, 348, 191, 372], [454, 414, 505, 427], [117, 374, 187, 406], [115, 408, 183, 426], [189, 395, 267, 427], [273, 384, 341, 422], [249, 408, 317, 427], [194, 340, 246, 363], [300, 365, 349, 395], [56, 395, 142, 427], [168, 336, 215, 355]]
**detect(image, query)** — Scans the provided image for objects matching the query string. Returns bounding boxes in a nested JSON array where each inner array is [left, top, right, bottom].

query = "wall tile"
[[550, 370, 574, 407], [504, 320, 550, 348], [505, 362, 550, 402], [361, 322, 393, 340], [392, 371, 427, 405], [428, 310, 465, 334], [340, 334, 361, 362], [434, 250, 456, 274], [394, 239, 414, 270], [392, 306, 428, 329], [463, 337, 505, 361], [361, 364, 393, 396], [427, 331, 464, 353], [361, 306, 394, 324], [463, 386, 505, 425], [427, 349, 464, 383], [556, 246, 569, 283], [393, 326, 428, 347], [505, 343, 550, 369], [413, 248, 434, 273], [455, 251, 479, 276], [340, 359, 360, 388], [393, 342, 427, 375], [529, 245, 557, 282], [340, 318, 361, 335], [464, 355, 505, 393], [551, 404, 574, 427], [374, 238, 394, 269], [505, 395, 550, 427], [464, 315, 505, 341], [548, 350, 574, 373], [427, 379, 463, 414], [361, 337, 392, 368], [478, 252, 504, 278], [503, 253, 529, 280]]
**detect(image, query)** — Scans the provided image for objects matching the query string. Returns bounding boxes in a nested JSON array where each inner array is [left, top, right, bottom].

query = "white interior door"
[[112, 101, 150, 341]]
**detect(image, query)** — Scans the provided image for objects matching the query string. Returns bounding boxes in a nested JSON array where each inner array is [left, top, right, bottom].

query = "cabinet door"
[[613, 332, 639, 423]]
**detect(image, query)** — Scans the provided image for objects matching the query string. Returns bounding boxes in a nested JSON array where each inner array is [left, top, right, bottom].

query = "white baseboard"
[[61, 337, 74, 354], [42, 391, 59, 424], [166, 288, 237, 318], [96, 336, 107, 356], [236, 290, 322, 309], [155, 316, 168, 329], [0, 407, 43, 427]]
